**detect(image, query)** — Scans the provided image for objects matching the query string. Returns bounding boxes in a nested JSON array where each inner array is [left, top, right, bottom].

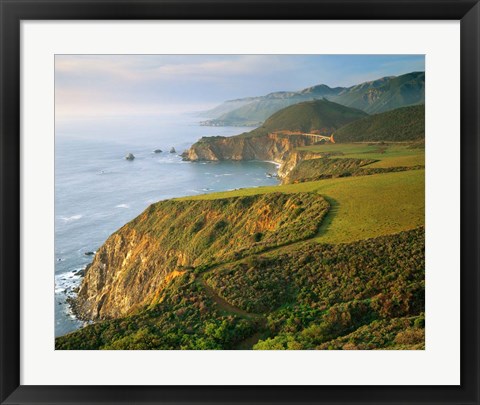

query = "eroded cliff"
[[73, 193, 329, 321], [182, 132, 330, 183], [182, 133, 318, 164]]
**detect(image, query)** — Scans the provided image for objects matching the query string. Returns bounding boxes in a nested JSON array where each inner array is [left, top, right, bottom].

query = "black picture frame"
[[1, 1, 479, 404]]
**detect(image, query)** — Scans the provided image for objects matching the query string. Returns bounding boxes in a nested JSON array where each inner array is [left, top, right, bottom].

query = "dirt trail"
[[199, 276, 262, 319], [193, 199, 333, 345], [197, 270, 267, 349]]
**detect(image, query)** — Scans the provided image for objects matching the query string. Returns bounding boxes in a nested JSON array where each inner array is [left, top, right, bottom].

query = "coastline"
[[56, 145, 280, 337]]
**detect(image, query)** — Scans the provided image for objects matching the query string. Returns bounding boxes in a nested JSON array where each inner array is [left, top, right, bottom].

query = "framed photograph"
[[1, 0, 478, 404]]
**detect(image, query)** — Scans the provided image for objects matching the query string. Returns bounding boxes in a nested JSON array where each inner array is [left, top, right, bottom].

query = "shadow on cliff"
[[315, 196, 339, 238]]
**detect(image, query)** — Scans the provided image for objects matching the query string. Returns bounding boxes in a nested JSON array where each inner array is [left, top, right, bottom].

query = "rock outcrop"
[[182, 133, 327, 181]]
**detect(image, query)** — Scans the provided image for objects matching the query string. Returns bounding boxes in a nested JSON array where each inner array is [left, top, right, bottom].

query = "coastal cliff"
[[182, 135, 341, 181], [73, 193, 329, 321], [182, 132, 319, 165]]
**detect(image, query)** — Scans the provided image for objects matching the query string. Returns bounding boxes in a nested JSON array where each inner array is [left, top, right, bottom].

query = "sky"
[[55, 54, 425, 121]]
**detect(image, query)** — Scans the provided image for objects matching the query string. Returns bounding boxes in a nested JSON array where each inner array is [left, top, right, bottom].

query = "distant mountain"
[[200, 97, 259, 119], [201, 86, 344, 127], [332, 72, 425, 114], [201, 72, 424, 127], [333, 104, 425, 143]]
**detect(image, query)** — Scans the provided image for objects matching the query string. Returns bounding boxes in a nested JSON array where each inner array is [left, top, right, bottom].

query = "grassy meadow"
[[181, 142, 424, 244]]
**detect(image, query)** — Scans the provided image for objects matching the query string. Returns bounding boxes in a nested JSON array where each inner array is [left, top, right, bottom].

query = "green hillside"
[[240, 99, 368, 138], [333, 104, 425, 143], [56, 227, 424, 350], [185, 168, 424, 245], [333, 72, 425, 114]]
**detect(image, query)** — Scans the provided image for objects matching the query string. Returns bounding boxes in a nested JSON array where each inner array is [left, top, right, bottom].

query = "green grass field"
[[181, 168, 424, 244], [297, 142, 425, 168]]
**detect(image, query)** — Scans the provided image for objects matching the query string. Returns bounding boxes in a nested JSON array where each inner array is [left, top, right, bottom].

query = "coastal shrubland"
[[56, 273, 258, 350], [333, 104, 425, 143], [56, 228, 424, 350]]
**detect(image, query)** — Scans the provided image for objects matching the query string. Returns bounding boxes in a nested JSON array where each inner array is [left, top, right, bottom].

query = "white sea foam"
[[54, 266, 86, 296], [115, 204, 130, 209], [59, 214, 82, 223], [262, 160, 282, 168]]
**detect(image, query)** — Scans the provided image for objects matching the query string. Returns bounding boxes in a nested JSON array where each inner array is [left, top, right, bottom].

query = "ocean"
[[54, 115, 279, 337]]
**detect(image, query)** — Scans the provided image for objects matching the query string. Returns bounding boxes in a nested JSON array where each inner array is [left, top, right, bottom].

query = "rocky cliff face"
[[277, 150, 323, 179], [182, 133, 326, 183], [182, 133, 319, 165], [73, 193, 329, 321]]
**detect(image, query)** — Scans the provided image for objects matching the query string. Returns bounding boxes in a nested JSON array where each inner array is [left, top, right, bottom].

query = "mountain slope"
[[333, 72, 425, 114], [256, 99, 368, 135], [200, 97, 260, 119], [202, 72, 424, 126], [333, 104, 425, 143]]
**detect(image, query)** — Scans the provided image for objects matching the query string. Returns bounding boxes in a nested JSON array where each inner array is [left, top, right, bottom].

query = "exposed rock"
[[73, 193, 329, 321], [183, 133, 327, 183], [182, 133, 314, 163], [125, 153, 135, 161], [170, 147, 176, 154], [153, 149, 162, 153], [84, 251, 95, 256]]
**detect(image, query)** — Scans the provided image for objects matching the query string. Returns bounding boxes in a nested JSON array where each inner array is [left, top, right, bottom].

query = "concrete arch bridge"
[[273, 131, 335, 143]]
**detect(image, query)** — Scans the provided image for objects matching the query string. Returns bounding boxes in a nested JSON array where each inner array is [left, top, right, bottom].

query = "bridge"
[[301, 133, 335, 143], [273, 131, 335, 143]]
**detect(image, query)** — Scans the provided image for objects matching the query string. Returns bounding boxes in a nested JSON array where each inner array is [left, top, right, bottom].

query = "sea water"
[[55, 115, 279, 337]]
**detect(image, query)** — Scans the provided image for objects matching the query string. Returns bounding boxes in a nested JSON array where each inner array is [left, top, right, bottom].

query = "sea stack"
[[170, 147, 176, 154], [125, 153, 135, 161]]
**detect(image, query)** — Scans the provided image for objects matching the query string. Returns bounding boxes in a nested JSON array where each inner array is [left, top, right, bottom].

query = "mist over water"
[[55, 114, 279, 337]]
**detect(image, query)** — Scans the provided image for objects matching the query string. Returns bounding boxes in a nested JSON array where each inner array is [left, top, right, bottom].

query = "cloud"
[[55, 55, 425, 121], [55, 55, 294, 82]]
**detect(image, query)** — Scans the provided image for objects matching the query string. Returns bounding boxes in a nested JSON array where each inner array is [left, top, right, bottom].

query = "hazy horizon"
[[55, 54, 425, 126]]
